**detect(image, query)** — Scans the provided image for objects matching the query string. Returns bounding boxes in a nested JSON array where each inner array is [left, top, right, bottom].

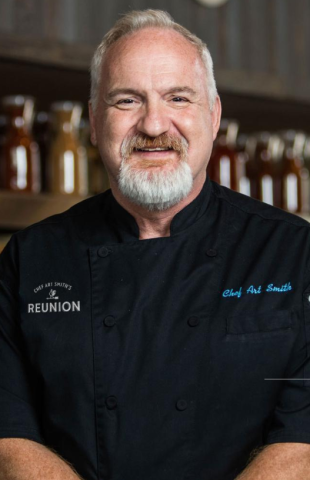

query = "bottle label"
[[64, 150, 75, 194], [219, 156, 231, 188], [301, 168, 309, 214], [261, 175, 274, 205], [285, 173, 298, 212], [78, 146, 88, 196], [11, 146, 27, 189], [239, 176, 251, 196]]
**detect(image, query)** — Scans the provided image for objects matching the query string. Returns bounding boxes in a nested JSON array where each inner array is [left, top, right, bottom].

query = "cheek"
[[182, 114, 214, 163], [101, 112, 135, 150], [175, 109, 211, 142]]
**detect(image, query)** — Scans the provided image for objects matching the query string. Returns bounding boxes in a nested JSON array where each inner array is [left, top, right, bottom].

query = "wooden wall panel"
[[288, 0, 310, 97], [266, 0, 277, 74], [226, 0, 242, 70], [1, 0, 310, 103], [0, 0, 14, 34], [274, 0, 289, 79], [14, 0, 45, 38], [248, 0, 269, 72], [75, 0, 97, 44]]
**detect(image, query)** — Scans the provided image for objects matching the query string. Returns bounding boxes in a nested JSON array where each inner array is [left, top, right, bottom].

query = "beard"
[[118, 133, 193, 211]]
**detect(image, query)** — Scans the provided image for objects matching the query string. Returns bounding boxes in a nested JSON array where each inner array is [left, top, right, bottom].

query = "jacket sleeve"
[[263, 275, 310, 445], [0, 235, 45, 443]]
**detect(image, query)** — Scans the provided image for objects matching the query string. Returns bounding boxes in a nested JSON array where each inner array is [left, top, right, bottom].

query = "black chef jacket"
[[1, 177, 310, 480]]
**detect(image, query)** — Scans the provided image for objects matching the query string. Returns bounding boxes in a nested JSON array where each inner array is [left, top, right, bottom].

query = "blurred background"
[[1, 0, 310, 249]]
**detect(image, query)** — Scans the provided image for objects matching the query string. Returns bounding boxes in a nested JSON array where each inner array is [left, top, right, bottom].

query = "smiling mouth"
[[134, 147, 174, 152]]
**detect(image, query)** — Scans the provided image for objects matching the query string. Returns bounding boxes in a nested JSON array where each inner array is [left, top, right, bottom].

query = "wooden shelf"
[[0, 191, 88, 230], [298, 213, 310, 223], [0, 190, 308, 254], [0, 190, 309, 232]]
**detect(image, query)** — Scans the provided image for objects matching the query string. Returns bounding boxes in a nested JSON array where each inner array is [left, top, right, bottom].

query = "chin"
[[118, 158, 193, 210]]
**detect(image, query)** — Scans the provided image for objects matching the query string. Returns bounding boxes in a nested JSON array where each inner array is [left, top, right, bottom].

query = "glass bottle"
[[33, 111, 51, 193], [303, 137, 310, 214], [79, 119, 110, 195], [235, 134, 250, 196], [0, 115, 7, 166], [280, 131, 305, 213], [254, 132, 282, 208], [208, 119, 239, 190], [0, 95, 41, 193], [0, 115, 7, 147], [48, 102, 88, 196], [244, 136, 260, 200]]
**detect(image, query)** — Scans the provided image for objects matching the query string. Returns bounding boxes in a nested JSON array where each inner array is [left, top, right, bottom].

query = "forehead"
[[101, 28, 207, 92]]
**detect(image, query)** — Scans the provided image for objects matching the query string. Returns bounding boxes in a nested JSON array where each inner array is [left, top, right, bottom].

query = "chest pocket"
[[226, 310, 292, 341]]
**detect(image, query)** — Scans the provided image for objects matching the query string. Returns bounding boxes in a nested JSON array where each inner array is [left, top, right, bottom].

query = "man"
[[0, 9, 310, 480]]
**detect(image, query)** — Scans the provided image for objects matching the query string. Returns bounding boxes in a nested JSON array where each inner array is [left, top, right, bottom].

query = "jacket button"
[[104, 315, 116, 327], [176, 399, 188, 411], [187, 316, 199, 327], [206, 249, 217, 257], [105, 396, 117, 410], [98, 246, 110, 258]]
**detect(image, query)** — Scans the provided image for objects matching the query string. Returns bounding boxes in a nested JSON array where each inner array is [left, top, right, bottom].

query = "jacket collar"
[[74, 176, 214, 246], [108, 176, 213, 241]]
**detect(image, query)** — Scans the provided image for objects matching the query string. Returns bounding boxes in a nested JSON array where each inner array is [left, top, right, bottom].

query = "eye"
[[116, 98, 134, 105], [171, 97, 188, 103]]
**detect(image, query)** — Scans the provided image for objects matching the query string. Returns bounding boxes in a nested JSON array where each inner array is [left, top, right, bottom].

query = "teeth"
[[137, 148, 170, 152]]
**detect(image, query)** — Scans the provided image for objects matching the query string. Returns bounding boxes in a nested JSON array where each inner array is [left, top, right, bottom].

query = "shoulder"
[[211, 181, 310, 230], [14, 189, 112, 236]]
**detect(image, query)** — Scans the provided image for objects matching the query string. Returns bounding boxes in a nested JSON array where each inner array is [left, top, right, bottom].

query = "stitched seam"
[[212, 187, 310, 229]]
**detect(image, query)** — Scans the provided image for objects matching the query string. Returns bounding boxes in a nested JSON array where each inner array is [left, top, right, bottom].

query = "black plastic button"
[[176, 399, 188, 411], [188, 316, 200, 327], [206, 249, 217, 257], [104, 316, 116, 327], [105, 396, 117, 410], [98, 246, 110, 258]]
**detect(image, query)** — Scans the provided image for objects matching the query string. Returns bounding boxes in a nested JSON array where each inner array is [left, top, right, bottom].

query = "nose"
[[136, 100, 171, 137]]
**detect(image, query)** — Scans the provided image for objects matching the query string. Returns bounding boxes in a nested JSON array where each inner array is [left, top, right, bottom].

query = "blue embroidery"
[[222, 287, 242, 298], [247, 285, 262, 295], [266, 282, 292, 293], [222, 282, 292, 298]]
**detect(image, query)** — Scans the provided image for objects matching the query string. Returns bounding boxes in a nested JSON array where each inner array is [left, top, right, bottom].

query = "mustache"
[[121, 134, 188, 160]]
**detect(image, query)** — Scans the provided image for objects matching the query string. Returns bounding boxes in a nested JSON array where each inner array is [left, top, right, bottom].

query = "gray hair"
[[90, 9, 218, 112]]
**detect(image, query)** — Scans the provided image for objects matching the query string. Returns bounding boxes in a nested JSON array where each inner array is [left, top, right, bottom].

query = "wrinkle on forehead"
[[101, 28, 207, 95], [103, 27, 204, 77]]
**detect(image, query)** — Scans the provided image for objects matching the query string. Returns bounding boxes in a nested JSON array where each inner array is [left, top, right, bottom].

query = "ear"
[[88, 101, 97, 146], [211, 95, 222, 141]]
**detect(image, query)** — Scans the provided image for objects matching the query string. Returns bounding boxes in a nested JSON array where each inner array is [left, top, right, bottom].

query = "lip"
[[131, 149, 178, 159]]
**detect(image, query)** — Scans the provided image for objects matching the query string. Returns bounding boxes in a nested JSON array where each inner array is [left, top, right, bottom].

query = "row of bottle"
[[0, 95, 110, 196], [208, 120, 310, 214], [1, 96, 310, 215]]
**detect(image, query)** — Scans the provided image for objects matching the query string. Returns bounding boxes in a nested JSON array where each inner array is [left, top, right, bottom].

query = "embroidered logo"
[[27, 281, 81, 314], [47, 289, 59, 300], [222, 282, 292, 299]]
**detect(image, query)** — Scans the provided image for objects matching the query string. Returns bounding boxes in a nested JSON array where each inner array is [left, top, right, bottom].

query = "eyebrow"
[[106, 86, 198, 99], [107, 88, 141, 99], [164, 86, 197, 96]]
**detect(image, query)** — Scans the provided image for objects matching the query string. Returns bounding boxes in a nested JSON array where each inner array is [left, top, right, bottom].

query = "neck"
[[109, 174, 206, 240]]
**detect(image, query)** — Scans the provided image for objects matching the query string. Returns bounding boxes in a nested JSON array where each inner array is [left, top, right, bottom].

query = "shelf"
[[298, 213, 310, 223], [1, 190, 309, 232], [0, 191, 88, 230]]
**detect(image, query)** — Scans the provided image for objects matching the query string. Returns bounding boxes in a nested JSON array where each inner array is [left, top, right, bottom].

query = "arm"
[[0, 438, 84, 480], [236, 443, 310, 480], [0, 238, 79, 479]]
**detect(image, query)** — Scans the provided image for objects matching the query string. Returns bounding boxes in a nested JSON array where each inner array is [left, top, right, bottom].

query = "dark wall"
[[1, 0, 310, 101]]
